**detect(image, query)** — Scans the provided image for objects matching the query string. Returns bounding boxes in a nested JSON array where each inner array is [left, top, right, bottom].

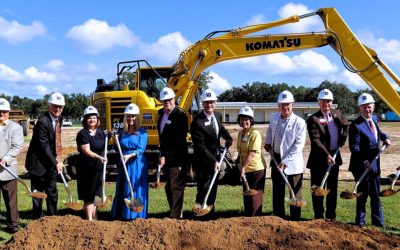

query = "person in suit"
[[25, 92, 65, 218], [349, 93, 390, 227], [265, 90, 306, 220], [0, 98, 24, 233], [191, 89, 232, 216], [306, 89, 349, 220], [157, 87, 188, 219]]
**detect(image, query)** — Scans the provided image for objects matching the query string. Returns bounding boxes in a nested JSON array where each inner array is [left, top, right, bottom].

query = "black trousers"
[[30, 172, 58, 218], [310, 151, 340, 220], [0, 179, 20, 229], [243, 169, 265, 217], [164, 165, 186, 218], [271, 153, 303, 220]]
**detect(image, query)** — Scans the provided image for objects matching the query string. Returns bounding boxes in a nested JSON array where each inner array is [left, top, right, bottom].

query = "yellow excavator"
[[66, 7, 400, 177]]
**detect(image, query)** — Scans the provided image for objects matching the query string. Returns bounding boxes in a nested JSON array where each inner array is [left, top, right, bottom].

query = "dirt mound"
[[2, 215, 399, 249]]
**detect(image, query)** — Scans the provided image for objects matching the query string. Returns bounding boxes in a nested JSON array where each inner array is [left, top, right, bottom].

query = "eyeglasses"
[[162, 99, 173, 104]]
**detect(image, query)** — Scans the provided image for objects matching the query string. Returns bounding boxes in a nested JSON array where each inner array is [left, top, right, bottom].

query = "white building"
[[214, 102, 336, 123]]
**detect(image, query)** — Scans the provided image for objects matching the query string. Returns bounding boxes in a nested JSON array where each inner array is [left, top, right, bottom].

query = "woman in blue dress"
[[112, 103, 148, 220]]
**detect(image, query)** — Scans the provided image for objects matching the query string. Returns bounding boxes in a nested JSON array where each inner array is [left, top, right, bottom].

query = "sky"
[[1, 0, 400, 99]]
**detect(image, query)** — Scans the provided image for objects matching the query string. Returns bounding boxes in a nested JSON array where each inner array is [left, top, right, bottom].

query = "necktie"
[[369, 120, 376, 140], [55, 119, 62, 156], [210, 116, 217, 135]]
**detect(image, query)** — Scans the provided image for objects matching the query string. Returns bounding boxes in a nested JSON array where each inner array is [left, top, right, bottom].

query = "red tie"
[[55, 119, 62, 156], [369, 120, 376, 140]]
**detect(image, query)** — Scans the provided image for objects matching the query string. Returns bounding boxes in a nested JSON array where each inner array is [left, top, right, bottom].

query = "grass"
[[0, 178, 399, 245]]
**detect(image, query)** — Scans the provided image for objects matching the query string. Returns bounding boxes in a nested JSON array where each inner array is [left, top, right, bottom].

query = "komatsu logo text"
[[246, 37, 301, 51]]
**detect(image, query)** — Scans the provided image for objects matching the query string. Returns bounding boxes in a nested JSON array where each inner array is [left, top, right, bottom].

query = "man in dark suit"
[[25, 92, 65, 218], [157, 87, 188, 219], [349, 93, 390, 227], [307, 89, 349, 220], [191, 89, 232, 216]]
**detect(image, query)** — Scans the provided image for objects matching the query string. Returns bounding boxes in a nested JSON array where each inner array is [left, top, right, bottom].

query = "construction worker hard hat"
[[83, 106, 99, 117], [159, 87, 175, 101], [358, 93, 375, 106], [0, 98, 10, 111], [201, 89, 218, 102], [277, 90, 294, 103], [124, 103, 140, 115], [317, 89, 334, 100], [48, 92, 65, 106], [238, 106, 254, 118]]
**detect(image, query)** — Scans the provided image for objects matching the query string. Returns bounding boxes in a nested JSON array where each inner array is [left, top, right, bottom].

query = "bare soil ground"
[[6, 123, 400, 249], [2, 215, 399, 250]]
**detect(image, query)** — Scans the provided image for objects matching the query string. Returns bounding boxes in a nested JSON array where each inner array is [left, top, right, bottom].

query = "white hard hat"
[[0, 98, 10, 111], [358, 93, 375, 106], [317, 89, 334, 100], [238, 106, 254, 118], [159, 87, 175, 101], [48, 92, 65, 106], [124, 103, 140, 115], [277, 90, 294, 103], [201, 89, 218, 102], [83, 106, 98, 116]]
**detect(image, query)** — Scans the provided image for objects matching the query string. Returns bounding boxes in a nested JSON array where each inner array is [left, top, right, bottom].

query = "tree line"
[[218, 81, 392, 115], [0, 80, 395, 119]]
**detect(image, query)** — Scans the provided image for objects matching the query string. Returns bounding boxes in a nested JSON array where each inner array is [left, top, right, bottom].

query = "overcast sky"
[[1, 0, 399, 99]]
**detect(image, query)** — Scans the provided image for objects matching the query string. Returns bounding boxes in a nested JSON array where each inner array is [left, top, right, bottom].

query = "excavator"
[[66, 7, 400, 178]]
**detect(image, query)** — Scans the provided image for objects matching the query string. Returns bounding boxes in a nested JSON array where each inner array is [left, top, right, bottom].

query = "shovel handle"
[[102, 134, 109, 199], [201, 148, 227, 209], [319, 147, 341, 189], [114, 133, 135, 201], [242, 174, 250, 191], [0, 163, 33, 194], [270, 153, 296, 200], [59, 172, 73, 203], [352, 144, 387, 194], [156, 164, 162, 183], [391, 169, 400, 189]]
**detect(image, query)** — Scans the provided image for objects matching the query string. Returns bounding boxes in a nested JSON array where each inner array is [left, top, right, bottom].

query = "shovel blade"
[[149, 182, 166, 189], [192, 203, 214, 217], [311, 187, 330, 196], [285, 198, 306, 208], [28, 190, 48, 199], [243, 189, 258, 196], [340, 190, 358, 199], [64, 200, 83, 211], [380, 189, 398, 197], [124, 198, 144, 213], [96, 195, 113, 209]]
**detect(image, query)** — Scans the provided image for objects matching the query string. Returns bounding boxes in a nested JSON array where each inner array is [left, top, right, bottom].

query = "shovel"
[[311, 147, 340, 196], [114, 133, 144, 213], [270, 153, 306, 208], [149, 164, 166, 189], [0, 163, 47, 199], [241, 174, 258, 196], [193, 148, 227, 217], [94, 133, 113, 209], [340, 144, 387, 199], [380, 169, 400, 197], [59, 171, 83, 210]]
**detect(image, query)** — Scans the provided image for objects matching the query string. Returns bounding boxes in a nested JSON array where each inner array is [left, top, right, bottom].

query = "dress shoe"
[[6, 226, 20, 234]]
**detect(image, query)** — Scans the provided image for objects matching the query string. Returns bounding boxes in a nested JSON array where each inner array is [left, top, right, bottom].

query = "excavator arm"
[[168, 7, 400, 115]]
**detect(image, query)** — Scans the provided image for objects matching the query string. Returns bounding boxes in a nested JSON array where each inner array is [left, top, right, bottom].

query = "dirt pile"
[[2, 215, 399, 249]]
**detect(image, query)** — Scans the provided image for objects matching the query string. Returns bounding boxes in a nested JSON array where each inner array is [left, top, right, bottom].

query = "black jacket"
[[25, 112, 61, 176], [190, 111, 232, 174], [306, 109, 349, 170], [157, 106, 189, 167]]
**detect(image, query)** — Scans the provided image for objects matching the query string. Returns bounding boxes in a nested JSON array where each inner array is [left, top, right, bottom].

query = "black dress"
[[76, 128, 105, 202]]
